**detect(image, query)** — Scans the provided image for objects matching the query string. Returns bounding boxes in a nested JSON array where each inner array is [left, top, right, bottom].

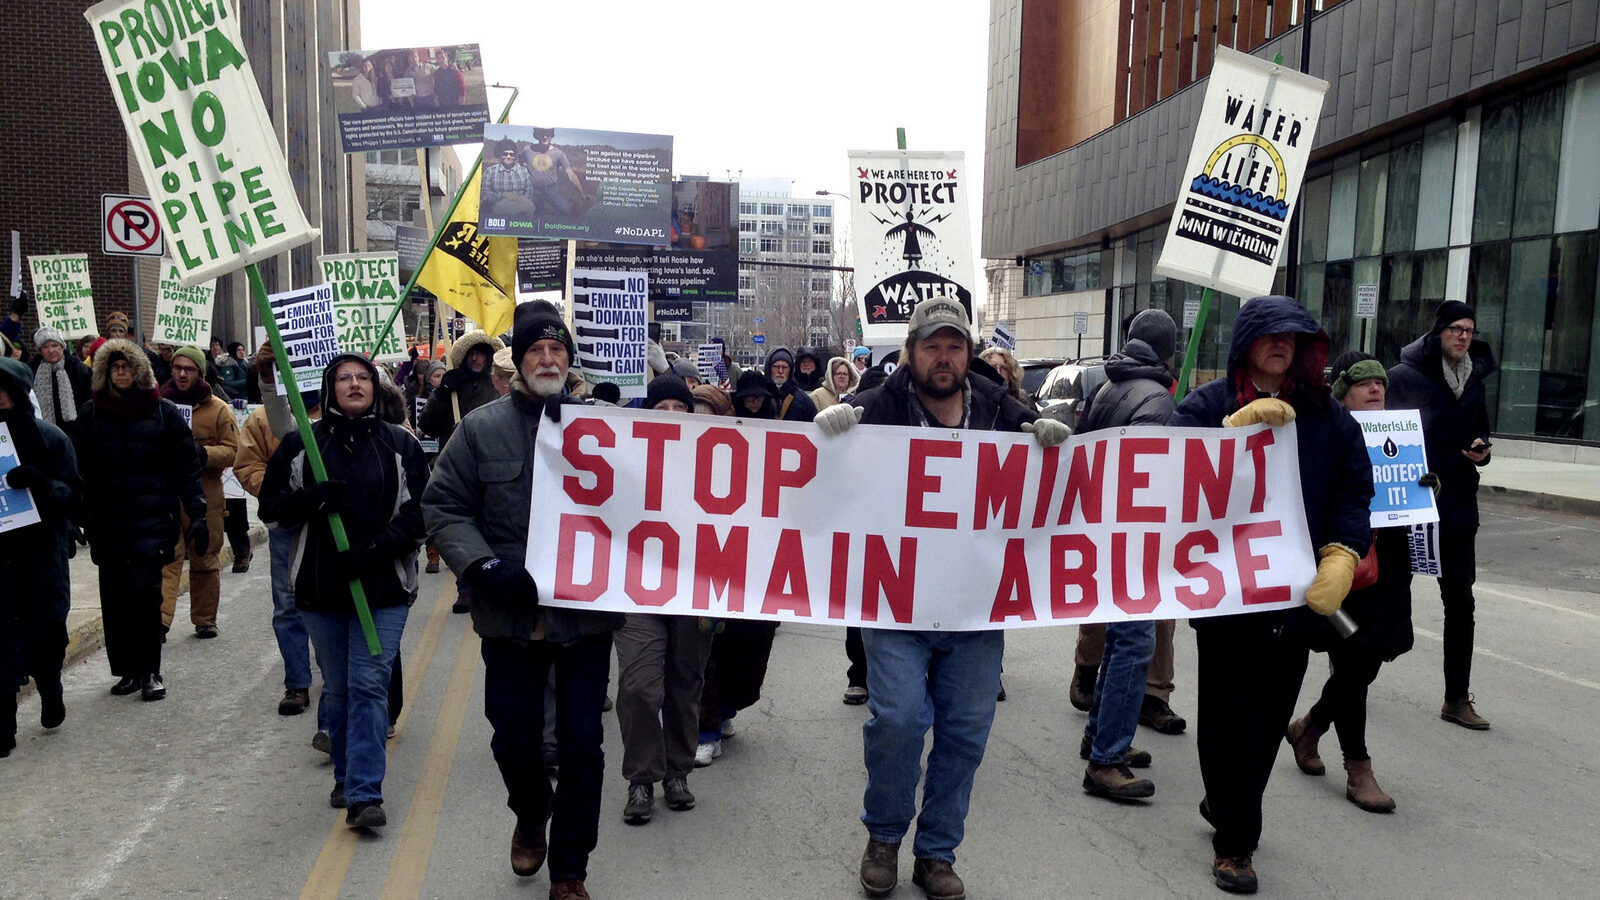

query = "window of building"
[[788, 205, 808, 217], [760, 203, 784, 216], [738, 274, 753, 290], [788, 240, 807, 254], [813, 205, 831, 218], [740, 202, 756, 215], [811, 277, 831, 293], [740, 219, 756, 232], [812, 222, 831, 235], [812, 240, 832, 255], [760, 221, 783, 235], [739, 237, 756, 253], [760, 237, 782, 253]]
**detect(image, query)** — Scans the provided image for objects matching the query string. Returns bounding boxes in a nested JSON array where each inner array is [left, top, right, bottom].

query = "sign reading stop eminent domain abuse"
[[86, 0, 318, 287], [528, 408, 1319, 631]]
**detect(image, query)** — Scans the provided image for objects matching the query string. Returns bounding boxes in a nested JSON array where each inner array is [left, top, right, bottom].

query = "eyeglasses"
[[109, 362, 134, 372], [171, 364, 200, 374], [1443, 325, 1476, 338], [500, 152, 517, 158], [335, 372, 373, 385]]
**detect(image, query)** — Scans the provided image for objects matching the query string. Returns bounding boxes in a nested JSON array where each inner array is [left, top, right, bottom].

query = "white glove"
[[1021, 418, 1070, 447], [816, 404, 864, 436]]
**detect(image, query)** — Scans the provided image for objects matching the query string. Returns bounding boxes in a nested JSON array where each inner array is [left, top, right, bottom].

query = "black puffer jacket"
[[70, 340, 205, 564], [852, 363, 1037, 432], [1080, 339, 1175, 432], [1386, 333, 1496, 527], [259, 354, 430, 614], [1168, 295, 1373, 641], [0, 357, 81, 613]]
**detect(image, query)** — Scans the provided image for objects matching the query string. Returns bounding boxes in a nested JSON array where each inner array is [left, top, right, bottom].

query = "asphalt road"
[[3, 496, 1597, 899]]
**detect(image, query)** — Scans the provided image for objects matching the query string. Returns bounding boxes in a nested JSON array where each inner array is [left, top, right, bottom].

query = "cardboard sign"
[[28, 254, 97, 340], [1351, 409, 1439, 527], [153, 262, 217, 346], [267, 283, 339, 392], [317, 252, 405, 361], [0, 423, 42, 534], [528, 409, 1318, 631], [571, 269, 648, 398]]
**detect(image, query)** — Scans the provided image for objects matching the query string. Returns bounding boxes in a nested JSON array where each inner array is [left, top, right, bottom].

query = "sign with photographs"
[[574, 180, 740, 303], [325, 45, 491, 152], [518, 240, 568, 294]]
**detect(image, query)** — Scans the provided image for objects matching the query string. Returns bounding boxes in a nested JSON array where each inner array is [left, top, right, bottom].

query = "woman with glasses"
[[259, 354, 429, 830]]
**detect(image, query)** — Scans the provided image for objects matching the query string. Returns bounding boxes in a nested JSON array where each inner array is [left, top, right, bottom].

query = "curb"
[[1483, 485, 1600, 519]]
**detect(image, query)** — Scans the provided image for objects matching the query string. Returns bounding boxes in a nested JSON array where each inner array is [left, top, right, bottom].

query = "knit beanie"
[[512, 300, 576, 366], [590, 381, 621, 405], [644, 374, 696, 410], [1431, 300, 1476, 336], [105, 311, 130, 332], [1331, 358, 1388, 400], [1127, 308, 1178, 361], [33, 325, 65, 349], [174, 345, 207, 371], [670, 358, 701, 380]]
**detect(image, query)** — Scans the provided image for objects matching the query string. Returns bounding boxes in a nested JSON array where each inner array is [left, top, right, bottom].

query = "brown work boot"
[[911, 858, 966, 900], [1344, 759, 1396, 813], [424, 544, 441, 574], [1212, 855, 1258, 893], [1284, 714, 1326, 775], [548, 881, 590, 900], [859, 838, 900, 896], [1440, 695, 1490, 730], [1068, 664, 1097, 711], [1082, 762, 1155, 800], [511, 821, 546, 876]]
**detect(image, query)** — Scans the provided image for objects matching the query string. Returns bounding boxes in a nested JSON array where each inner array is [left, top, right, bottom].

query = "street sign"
[[101, 194, 164, 257], [1355, 283, 1379, 319], [1183, 299, 1201, 329], [753, 333, 766, 345], [1072, 311, 1089, 335]]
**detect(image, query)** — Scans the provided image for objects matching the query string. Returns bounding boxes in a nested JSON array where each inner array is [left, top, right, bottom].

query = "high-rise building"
[[984, 0, 1600, 444]]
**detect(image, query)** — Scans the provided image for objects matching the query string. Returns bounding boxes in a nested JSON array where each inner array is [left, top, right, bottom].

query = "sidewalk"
[[1479, 437, 1600, 517]]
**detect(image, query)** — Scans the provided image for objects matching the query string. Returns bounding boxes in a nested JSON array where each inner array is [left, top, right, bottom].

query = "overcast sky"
[[360, 0, 993, 307]]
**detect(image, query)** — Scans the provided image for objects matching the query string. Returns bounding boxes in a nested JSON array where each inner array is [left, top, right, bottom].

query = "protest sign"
[[848, 151, 976, 345], [418, 166, 518, 337], [478, 125, 673, 246], [86, 0, 319, 287], [528, 409, 1317, 631], [324, 45, 490, 153], [575, 180, 740, 302], [696, 343, 721, 381], [518, 240, 568, 294], [571, 269, 649, 398], [0, 423, 42, 534], [318, 252, 406, 361], [1351, 409, 1438, 528], [173, 403, 194, 428], [1154, 46, 1329, 298], [152, 262, 216, 346], [28, 254, 97, 340], [267, 283, 339, 392], [653, 300, 693, 322]]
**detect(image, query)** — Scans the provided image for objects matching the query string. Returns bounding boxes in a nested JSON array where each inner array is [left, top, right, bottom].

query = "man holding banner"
[[815, 296, 1067, 900], [1167, 295, 1372, 894]]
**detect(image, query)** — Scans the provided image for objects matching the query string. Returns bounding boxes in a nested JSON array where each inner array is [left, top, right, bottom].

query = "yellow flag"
[[417, 167, 518, 337]]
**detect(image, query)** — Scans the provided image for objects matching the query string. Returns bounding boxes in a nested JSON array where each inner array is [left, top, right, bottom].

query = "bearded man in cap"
[[423, 300, 621, 898], [158, 346, 239, 640]]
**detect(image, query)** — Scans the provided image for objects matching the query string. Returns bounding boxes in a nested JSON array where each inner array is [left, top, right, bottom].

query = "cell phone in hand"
[[1470, 439, 1491, 451]]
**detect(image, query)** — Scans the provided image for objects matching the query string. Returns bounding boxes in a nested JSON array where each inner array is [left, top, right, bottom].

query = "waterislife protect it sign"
[[1351, 409, 1439, 528], [528, 409, 1318, 631], [317, 252, 405, 361], [86, 0, 319, 287], [28, 254, 97, 340], [152, 262, 216, 346]]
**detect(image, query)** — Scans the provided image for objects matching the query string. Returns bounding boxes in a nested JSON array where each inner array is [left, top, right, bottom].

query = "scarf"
[[1441, 353, 1472, 399], [161, 378, 213, 406], [33, 360, 76, 425]]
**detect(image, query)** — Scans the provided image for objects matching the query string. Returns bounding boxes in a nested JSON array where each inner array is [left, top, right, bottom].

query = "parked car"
[[1035, 356, 1111, 426], [1016, 358, 1065, 407]]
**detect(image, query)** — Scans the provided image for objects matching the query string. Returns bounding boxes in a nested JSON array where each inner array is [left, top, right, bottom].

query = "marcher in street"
[[423, 300, 622, 898], [159, 346, 239, 640], [0, 357, 82, 755], [1167, 295, 1373, 894], [1285, 351, 1414, 813], [761, 348, 818, 423], [977, 346, 1024, 403], [259, 353, 428, 831], [809, 356, 858, 411], [1386, 300, 1496, 730], [815, 296, 1064, 900], [794, 348, 825, 391], [28, 326, 91, 428], [72, 340, 208, 702]]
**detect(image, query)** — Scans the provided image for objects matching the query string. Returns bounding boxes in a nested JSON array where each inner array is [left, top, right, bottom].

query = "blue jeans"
[[268, 529, 312, 690], [301, 604, 409, 805], [1083, 621, 1155, 765], [860, 628, 1004, 863]]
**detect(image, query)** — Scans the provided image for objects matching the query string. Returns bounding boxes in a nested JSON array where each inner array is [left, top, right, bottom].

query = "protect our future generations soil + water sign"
[[152, 262, 217, 346], [1154, 46, 1329, 299], [28, 254, 98, 341], [86, 0, 319, 287], [317, 252, 406, 361], [847, 151, 976, 345]]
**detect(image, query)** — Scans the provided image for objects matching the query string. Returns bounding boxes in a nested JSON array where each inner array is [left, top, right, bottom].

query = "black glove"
[[1418, 472, 1441, 496], [186, 515, 211, 556], [336, 544, 381, 582], [196, 444, 210, 469], [9, 289, 30, 317], [542, 394, 564, 424], [311, 479, 347, 515], [72, 524, 89, 547], [439, 368, 471, 392], [466, 557, 538, 606], [4, 464, 44, 490]]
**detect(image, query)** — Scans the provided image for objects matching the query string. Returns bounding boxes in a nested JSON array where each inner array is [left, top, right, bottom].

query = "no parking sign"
[[101, 194, 164, 257]]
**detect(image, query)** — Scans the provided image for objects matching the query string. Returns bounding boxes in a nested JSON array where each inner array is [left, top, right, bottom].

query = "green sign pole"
[[1174, 287, 1214, 403], [248, 263, 381, 655]]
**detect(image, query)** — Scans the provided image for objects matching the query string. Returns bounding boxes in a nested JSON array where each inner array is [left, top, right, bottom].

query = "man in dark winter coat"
[[423, 300, 622, 894], [1073, 308, 1179, 802], [1386, 299, 1496, 730], [816, 296, 1062, 900], [71, 339, 208, 703], [418, 330, 505, 448], [1168, 294, 1373, 894], [260, 352, 429, 830], [793, 347, 825, 391], [762, 347, 818, 423], [28, 326, 92, 428], [0, 357, 82, 755]]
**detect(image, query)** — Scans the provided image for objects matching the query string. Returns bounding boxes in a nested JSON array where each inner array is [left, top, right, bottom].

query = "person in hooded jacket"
[[1167, 295, 1372, 894], [418, 330, 504, 448], [29, 326, 92, 428], [761, 347, 818, 423], [793, 348, 826, 391], [72, 339, 208, 702], [810, 356, 859, 411], [0, 357, 82, 754], [1385, 300, 1496, 730], [259, 353, 429, 830]]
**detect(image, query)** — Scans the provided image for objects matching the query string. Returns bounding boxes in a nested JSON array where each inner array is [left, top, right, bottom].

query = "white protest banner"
[[1351, 409, 1438, 528], [990, 321, 1015, 350], [0, 423, 42, 534], [153, 262, 216, 346], [696, 343, 721, 381], [86, 0, 318, 287], [528, 408, 1317, 631], [848, 151, 975, 345], [28, 254, 97, 340], [267, 283, 339, 392], [317, 252, 405, 362], [1154, 46, 1329, 299], [571, 269, 648, 398], [173, 403, 194, 429]]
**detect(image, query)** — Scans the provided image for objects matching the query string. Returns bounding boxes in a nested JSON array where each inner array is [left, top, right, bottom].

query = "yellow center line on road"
[[298, 580, 457, 900], [379, 622, 482, 899]]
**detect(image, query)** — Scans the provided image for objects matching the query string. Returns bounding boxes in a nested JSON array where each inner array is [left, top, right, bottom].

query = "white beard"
[[527, 367, 565, 397]]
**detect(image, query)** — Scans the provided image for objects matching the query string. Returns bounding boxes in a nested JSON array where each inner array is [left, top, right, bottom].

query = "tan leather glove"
[[1222, 397, 1296, 428], [1305, 544, 1360, 615]]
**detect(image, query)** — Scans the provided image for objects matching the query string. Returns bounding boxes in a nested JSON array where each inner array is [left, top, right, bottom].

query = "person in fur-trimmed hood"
[[158, 346, 239, 639], [71, 339, 208, 702], [417, 329, 505, 447], [809, 356, 859, 411]]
